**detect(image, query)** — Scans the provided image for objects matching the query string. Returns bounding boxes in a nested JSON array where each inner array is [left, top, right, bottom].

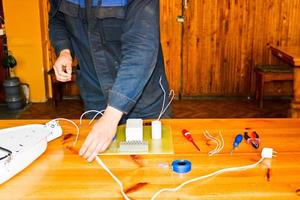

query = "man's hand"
[[79, 106, 123, 162], [53, 49, 73, 82]]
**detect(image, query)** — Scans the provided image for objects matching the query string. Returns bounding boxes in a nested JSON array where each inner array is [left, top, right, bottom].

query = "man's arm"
[[108, 0, 160, 113], [48, 0, 73, 82]]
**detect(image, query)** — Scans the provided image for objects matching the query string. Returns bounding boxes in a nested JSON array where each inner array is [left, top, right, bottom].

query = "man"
[[49, 0, 170, 162]]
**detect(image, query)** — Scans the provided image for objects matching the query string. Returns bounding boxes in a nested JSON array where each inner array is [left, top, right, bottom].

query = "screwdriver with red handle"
[[182, 129, 201, 151]]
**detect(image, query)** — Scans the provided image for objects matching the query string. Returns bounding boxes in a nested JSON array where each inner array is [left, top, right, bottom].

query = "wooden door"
[[0, 36, 5, 103], [182, 0, 300, 97], [0, 0, 5, 103]]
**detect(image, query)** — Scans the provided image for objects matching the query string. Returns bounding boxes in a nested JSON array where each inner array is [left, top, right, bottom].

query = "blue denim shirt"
[[49, 0, 171, 121]]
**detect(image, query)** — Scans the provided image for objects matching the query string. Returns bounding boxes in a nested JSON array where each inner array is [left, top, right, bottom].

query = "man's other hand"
[[53, 49, 73, 82]]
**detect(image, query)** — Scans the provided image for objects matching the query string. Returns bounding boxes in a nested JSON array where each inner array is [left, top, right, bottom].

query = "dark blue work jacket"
[[49, 0, 171, 121]]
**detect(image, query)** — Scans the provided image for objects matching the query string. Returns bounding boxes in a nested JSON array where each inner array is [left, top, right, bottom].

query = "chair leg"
[[52, 82, 63, 107], [259, 76, 265, 108], [255, 73, 264, 108], [255, 73, 260, 100]]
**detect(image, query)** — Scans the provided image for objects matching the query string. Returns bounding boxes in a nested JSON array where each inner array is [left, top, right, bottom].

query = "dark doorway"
[[0, 0, 6, 103]]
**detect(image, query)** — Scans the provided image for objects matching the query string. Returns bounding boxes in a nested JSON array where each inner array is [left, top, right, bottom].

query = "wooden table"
[[0, 119, 300, 199], [269, 45, 300, 117]]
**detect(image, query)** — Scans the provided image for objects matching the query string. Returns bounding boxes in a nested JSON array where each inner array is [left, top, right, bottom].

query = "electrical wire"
[[151, 157, 265, 200], [204, 130, 220, 156], [204, 130, 219, 153], [77, 110, 104, 145], [158, 90, 175, 120], [157, 89, 175, 121], [75, 112, 130, 199], [204, 130, 224, 156], [217, 130, 224, 153], [88, 110, 105, 125], [48, 118, 80, 146], [158, 77, 166, 120], [95, 156, 131, 200], [157, 75, 175, 121], [79, 110, 104, 126]]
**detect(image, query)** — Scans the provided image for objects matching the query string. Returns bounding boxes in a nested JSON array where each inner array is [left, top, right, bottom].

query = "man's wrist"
[[60, 49, 71, 57], [103, 106, 123, 124]]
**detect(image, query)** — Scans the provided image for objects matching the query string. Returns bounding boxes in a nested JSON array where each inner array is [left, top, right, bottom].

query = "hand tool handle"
[[233, 134, 243, 148], [182, 129, 193, 141], [182, 129, 200, 151]]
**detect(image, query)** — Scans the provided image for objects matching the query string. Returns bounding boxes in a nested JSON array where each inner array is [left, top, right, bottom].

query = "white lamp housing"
[[125, 119, 143, 142], [151, 120, 162, 140]]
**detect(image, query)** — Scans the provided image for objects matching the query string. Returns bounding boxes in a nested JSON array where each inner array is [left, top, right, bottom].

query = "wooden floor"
[[17, 98, 291, 119]]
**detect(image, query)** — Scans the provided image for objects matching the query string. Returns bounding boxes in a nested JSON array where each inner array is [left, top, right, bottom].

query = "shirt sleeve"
[[108, 0, 160, 114], [48, 0, 73, 56]]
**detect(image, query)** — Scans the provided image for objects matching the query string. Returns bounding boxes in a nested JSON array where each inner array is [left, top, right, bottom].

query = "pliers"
[[244, 131, 260, 149]]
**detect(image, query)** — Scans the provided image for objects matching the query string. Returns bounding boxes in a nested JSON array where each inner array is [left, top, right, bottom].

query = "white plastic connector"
[[151, 120, 162, 140], [45, 120, 63, 142], [125, 119, 143, 142], [261, 147, 274, 158]]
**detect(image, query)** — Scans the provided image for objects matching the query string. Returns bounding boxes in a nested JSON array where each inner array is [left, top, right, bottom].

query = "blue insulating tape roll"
[[172, 160, 192, 173]]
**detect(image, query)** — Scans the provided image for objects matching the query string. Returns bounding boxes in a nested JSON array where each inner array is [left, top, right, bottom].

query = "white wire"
[[151, 157, 265, 200], [217, 130, 224, 153], [52, 115, 128, 199], [49, 118, 80, 146], [203, 132, 218, 155], [204, 130, 220, 156], [79, 110, 103, 126], [211, 131, 222, 155], [204, 130, 224, 156], [158, 89, 175, 120], [96, 156, 131, 200], [77, 111, 129, 199], [72, 110, 106, 146], [158, 76, 166, 120], [88, 110, 105, 125]]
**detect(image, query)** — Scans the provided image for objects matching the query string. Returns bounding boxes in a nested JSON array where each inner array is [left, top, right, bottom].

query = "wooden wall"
[[182, 0, 300, 97], [47, 0, 300, 98], [160, 0, 182, 96]]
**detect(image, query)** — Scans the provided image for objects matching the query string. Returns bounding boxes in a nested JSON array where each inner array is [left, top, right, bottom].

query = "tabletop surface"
[[0, 119, 300, 200]]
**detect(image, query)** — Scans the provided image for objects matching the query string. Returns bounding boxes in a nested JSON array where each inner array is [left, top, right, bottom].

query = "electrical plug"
[[261, 147, 276, 159], [45, 120, 63, 142]]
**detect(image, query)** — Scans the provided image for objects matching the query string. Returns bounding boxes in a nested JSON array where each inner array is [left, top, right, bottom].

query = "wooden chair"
[[254, 64, 293, 108], [48, 66, 77, 107]]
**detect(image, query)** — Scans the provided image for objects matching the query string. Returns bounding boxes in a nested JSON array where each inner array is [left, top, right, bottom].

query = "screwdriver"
[[182, 129, 201, 151], [230, 134, 243, 154]]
